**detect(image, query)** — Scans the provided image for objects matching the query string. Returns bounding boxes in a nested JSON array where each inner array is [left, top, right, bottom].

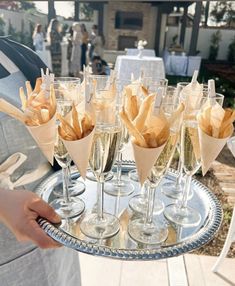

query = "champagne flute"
[[80, 95, 122, 239], [161, 82, 189, 199], [50, 94, 85, 219], [128, 102, 180, 244], [86, 75, 114, 182], [164, 117, 202, 226], [164, 92, 225, 226], [53, 77, 85, 197], [104, 80, 135, 196]]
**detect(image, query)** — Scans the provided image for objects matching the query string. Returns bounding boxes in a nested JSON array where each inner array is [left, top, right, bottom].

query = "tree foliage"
[[80, 3, 94, 21], [210, 1, 235, 27], [209, 30, 222, 61]]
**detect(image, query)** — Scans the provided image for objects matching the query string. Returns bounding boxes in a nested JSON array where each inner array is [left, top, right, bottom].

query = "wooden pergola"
[[47, 0, 202, 56]]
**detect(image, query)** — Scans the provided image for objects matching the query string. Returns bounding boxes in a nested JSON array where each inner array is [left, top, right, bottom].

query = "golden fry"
[[40, 108, 50, 123], [58, 126, 77, 141], [130, 95, 138, 120], [33, 78, 42, 94], [143, 132, 158, 148], [134, 93, 155, 132], [120, 107, 147, 147], [25, 81, 33, 97], [19, 87, 27, 111], [0, 99, 25, 123], [141, 85, 148, 97], [81, 113, 93, 136], [57, 113, 78, 139], [72, 103, 82, 139]]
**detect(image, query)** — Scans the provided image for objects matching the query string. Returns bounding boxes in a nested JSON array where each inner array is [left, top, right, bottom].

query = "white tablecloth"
[[165, 54, 188, 76], [125, 49, 156, 57], [114, 55, 165, 81]]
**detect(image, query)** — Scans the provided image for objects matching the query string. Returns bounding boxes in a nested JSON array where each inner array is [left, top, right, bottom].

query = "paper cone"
[[132, 141, 165, 185], [27, 114, 56, 165], [199, 127, 233, 176], [62, 128, 95, 179]]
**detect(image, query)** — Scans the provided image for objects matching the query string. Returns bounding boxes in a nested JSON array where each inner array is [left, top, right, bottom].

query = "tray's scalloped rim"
[[36, 161, 223, 261]]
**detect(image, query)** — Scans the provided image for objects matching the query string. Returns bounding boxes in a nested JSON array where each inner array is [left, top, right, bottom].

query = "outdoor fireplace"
[[118, 35, 137, 51], [105, 2, 156, 51]]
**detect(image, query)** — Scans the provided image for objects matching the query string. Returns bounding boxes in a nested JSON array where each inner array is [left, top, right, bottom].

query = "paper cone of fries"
[[62, 127, 95, 179], [132, 141, 166, 185], [26, 113, 56, 165], [199, 126, 233, 175]]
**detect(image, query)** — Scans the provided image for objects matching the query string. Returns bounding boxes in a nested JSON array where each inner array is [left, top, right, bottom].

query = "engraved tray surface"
[[36, 161, 222, 261]]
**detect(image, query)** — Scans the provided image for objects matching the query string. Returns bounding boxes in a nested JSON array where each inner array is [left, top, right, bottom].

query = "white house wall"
[[165, 26, 235, 60], [0, 8, 47, 34]]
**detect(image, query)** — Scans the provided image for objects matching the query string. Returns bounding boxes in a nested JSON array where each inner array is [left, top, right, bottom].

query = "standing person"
[[67, 26, 74, 76], [47, 18, 62, 76], [70, 22, 82, 77], [0, 36, 82, 286], [32, 24, 44, 52], [90, 24, 105, 60], [80, 23, 88, 70]]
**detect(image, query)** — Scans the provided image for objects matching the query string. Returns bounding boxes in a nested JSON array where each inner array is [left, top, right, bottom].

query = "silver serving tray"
[[36, 161, 222, 261]]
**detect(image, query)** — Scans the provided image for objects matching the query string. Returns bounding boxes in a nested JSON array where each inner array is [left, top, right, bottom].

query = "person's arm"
[[0, 188, 61, 249]]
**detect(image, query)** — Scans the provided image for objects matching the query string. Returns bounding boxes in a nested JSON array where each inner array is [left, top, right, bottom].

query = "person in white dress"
[[70, 22, 82, 77], [32, 24, 44, 52]]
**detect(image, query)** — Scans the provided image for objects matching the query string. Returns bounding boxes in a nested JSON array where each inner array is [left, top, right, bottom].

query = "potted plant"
[[208, 30, 222, 61]]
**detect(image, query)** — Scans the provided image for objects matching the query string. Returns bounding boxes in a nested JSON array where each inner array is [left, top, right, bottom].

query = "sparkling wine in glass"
[[164, 118, 202, 226], [50, 89, 85, 219], [128, 103, 180, 245], [53, 78, 86, 197], [80, 97, 122, 239], [104, 80, 135, 196]]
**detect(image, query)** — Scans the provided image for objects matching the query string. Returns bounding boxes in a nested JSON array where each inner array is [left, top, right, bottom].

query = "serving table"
[[114, 55, 165, 81], [37, 162, 222, 261]]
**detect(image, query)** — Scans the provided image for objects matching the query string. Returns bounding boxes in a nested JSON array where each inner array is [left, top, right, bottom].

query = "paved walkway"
[[212, 146, 235, 204], [79, 253, 235, 286]]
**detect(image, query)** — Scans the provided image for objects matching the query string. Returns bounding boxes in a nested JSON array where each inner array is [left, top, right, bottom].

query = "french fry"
[[58, 126, 77, 141], [57, 113, 78, 140], [156, 125, 170, 147], [168, 103, 185, 126], [33, 78, 42, 94], [141, 85, 148, 97], [25, 81, 33, 97], [120, 107, 147, 147], [0, 99, 25, 123], [134, 93, 155, 132], [72, 103, 82, 139], [19, 87, 27, 111], [49, 84, 57, 117], [219, 110, 235, 138], [143, 132, 158, 148], [210, 104, 225, 138], [130, 95, 138, 120], [41, 108, 50, 123], [81, 113, 93, 136]]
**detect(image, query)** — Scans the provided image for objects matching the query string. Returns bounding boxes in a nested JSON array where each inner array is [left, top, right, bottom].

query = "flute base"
[[164, 204, 201, 227], [161, 181, 193, 201], [128, 218, 168, 245], [104, 176, 135, 197], [50, 197, 85, 219], [128, 169, 139, 182], [129, 194, 164, 215], [53, 180, 85, 197], [86, 170, 113, 182], [80, 212, 120, 239]]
